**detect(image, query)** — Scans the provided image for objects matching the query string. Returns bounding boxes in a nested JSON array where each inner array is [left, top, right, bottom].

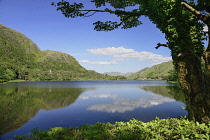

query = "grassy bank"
[[8, 80, 26, 82], [15, 117, 210, 140], [167, 80, 178, 84]]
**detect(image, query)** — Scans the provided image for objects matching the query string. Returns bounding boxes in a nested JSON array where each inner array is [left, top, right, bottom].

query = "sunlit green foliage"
[[167, 69, 178, 82], [15, 118, 210, 140], [0, 62, 17, 82]]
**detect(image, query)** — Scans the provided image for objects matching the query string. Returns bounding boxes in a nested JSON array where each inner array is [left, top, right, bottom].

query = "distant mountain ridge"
[[103, 72, 133, 77], [103, 61, 174, 80], [0, 24, 119, 82]]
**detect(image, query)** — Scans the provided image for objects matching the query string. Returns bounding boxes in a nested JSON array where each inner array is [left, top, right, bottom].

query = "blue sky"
[[0, 0, 174, 73]]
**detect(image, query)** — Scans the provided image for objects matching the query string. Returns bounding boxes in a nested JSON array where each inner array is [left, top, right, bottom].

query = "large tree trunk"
[[175, 50, 210, 122], [203, 26, 210, 95], [186, 95, 210, 123], [175, 51, 207, 98], [181, 2, 210, 96]]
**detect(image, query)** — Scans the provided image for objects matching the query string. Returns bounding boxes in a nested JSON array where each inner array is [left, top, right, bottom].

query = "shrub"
[[15, 117, 210, 140]]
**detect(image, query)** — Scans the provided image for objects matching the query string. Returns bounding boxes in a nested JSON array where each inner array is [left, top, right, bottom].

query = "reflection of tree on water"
[[141, 86, 185, 103], [0, 86, 83, 135], [141, 86, 210, 123]]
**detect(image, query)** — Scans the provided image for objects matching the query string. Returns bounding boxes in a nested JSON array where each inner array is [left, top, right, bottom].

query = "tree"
[[2, 69, 16, 81], [181, 1, 210, 88], [167, 69, 178, 82], [52, 0, 210, 122]]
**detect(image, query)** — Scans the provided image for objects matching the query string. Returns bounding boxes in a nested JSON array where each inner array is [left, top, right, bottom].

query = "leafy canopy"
[[52, 0, 207, 60]]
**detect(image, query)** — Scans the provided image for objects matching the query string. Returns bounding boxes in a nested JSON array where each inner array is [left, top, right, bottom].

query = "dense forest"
[[0, 24, 126, 83]]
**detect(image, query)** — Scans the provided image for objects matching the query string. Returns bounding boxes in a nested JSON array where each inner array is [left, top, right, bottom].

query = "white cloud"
[[87, 46, 134, 55], [86, 47, 172, 65], [89, 61, 118, 65], [80, 60, 89, 63]]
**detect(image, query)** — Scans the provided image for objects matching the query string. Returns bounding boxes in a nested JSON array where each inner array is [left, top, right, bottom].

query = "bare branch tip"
[[181, 2, 185, 5]]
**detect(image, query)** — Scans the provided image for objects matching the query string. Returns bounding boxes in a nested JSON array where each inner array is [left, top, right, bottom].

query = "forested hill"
[[0, 24, 124, 82]]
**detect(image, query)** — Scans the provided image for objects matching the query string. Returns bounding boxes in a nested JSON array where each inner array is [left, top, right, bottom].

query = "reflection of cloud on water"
[[88, 104, 134, 113], [80, 94, 117, 99], [85, 94, 175, 113]]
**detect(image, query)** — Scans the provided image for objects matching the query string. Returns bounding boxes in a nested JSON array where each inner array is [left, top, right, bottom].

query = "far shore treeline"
[[0, 24, 177, 83]]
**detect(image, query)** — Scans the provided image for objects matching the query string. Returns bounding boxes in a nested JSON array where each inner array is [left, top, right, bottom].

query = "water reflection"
[[141, 86, 185, 103], [83, 93, 175, 113], [0, 81, 188, 139], [0, 86, 83, 135], [141, 86, 210, 123], [80, 94, 117, 99]]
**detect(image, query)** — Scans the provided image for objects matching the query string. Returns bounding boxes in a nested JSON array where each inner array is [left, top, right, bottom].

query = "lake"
[[0, 80, 187, 139]]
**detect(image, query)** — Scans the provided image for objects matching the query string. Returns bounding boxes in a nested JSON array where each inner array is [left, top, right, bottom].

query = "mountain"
[[103, 72, 133, 77], [0, 24, 118, 82], [104, 61, 174, 80], [128, 61, 174, 80]]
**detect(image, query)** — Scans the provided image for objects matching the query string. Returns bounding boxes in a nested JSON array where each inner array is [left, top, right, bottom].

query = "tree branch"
[[118, 15, 132, 26], [181, 2, 209, 23], [79, 9, 113, 13], [155, 43, 168, 49]]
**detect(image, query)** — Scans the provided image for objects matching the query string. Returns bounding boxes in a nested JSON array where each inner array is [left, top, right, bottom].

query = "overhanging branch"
[[181, 2, 209, 23], [52, 1, 144, 31], [155, 43, 169, 49], [79, 9, 109, 13]]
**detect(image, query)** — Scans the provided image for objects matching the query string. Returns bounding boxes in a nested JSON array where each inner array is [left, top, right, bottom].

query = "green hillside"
[[128, 61, 174, 80], [0, 24, 122, 82]]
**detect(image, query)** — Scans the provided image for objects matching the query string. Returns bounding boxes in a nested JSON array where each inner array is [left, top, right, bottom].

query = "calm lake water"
[[0, 80, 187, 139]]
